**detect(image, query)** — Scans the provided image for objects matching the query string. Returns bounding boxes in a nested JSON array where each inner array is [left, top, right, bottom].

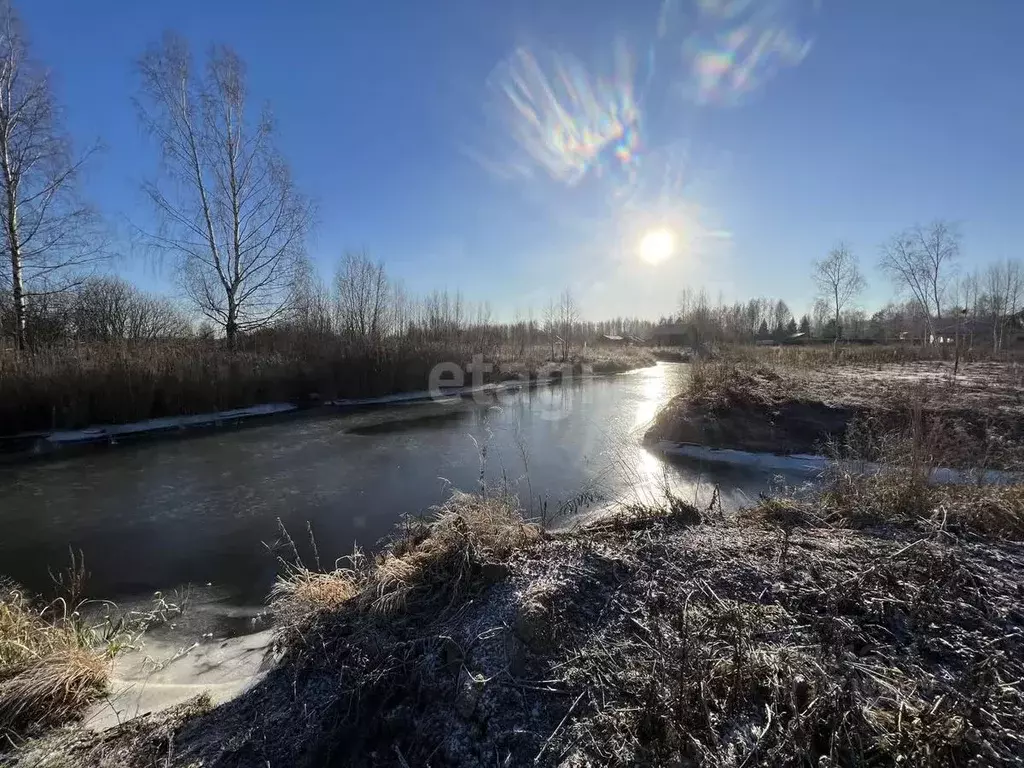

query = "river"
[[0, 363, 797, 636]]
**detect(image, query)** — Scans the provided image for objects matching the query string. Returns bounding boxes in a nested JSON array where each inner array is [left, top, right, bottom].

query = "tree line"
[[659, 221, 1022, 353], [0, 0, 1019, 357]]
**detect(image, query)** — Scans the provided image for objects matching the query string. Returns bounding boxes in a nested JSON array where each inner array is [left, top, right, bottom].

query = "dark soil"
[[648, 392, 861, 454]]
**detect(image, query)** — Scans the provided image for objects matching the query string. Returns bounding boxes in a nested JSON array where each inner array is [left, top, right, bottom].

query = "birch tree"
[[136, 35, 311, 347], [0, 0, 103, 349], [880, 221, 960, 339], [984, 259, 1023, 352], [813, 244, 865, 341], [558, 288, 579, 360]]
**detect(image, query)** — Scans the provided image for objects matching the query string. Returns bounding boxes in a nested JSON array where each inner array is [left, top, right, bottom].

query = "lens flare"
[[679, 0, 813, 104], [471, 0, 815, 316], [478, 0, 814, 184], [638, 228, 676, 266], [486, 44, 641, 186]]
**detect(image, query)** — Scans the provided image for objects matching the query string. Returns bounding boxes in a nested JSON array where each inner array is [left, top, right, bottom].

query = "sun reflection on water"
[[633, 365, 668, 429]]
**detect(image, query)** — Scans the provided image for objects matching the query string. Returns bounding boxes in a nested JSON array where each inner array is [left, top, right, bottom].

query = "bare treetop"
[[813, 243, 865, 340], [135, 34, 311, 345]]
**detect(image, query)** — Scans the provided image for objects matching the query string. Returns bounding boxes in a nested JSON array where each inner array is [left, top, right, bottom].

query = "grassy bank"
[[0, 342, 655, 436], [647, 357, 1024, 468], [0, 571, 190, 751], [12, 479, 1023, 766], [0, 585, 109, 743], [716, 341, 1020, 368]]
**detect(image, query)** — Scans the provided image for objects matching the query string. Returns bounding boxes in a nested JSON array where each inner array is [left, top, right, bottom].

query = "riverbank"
[[0, 350, 657, 462], [0, 341, 656, 437], [9, 486, 1024, 766], [646, 358, 1024, 469]]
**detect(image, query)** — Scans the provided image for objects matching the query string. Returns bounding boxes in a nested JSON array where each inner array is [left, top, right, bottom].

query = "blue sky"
[[20, 0, 1024, 321]]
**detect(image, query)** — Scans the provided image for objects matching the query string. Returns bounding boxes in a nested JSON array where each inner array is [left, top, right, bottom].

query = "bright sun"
[[637, 228, 676, 266]]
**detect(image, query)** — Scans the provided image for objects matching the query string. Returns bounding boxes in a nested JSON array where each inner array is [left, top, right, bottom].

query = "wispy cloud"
[[484, 43, 641, 186]]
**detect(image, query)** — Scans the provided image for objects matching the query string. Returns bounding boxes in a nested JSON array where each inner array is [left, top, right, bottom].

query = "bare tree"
[[771, 299, 791, 338], [811, 298, 831, 337], [334, 250, 396, 348], [951, 270, 981, 349], [543, 298, 558, 360], [880, 221, 960, 339], [0, 0, 103, 349], [983, 258, 1023, 352], [136, 35, 311, 348], [557, 289, 580, 360], [289, 256, 332, 337], [813, 244, 865, 341], [73, 275, 189, 341], [914, 221, 960, 321], [419, 288, 463, 343]]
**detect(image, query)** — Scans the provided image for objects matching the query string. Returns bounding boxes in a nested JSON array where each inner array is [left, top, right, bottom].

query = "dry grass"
[[165, 497, 1024, 767], [273, 492, 541, 625], [819, 459, 1024, 540], [686, 358, 782, 413], [580, 346, 656, 373], [0, 340, 654, 436], [719, 342, 1019, 369], [745, 481, 1024, 540], [795, 397, 1021, 538], [0, 587, 108, 742], [8, 693, 214, 768], [510, 513, 1024, 767]]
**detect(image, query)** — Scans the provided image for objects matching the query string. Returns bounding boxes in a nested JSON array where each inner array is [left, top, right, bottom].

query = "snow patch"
[[46, 403, 297, 445], [653, 441, 1020, 485]]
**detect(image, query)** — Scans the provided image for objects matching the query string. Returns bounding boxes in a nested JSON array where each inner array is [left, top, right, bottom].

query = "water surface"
[[0, 363, 797, 632]]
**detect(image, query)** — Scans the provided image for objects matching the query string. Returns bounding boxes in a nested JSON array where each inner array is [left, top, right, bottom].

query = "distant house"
[[782, 332, 809, 345], [933, 312, 1024, 348], [650, 323, 690, 347], [599, 334, 627, 345]]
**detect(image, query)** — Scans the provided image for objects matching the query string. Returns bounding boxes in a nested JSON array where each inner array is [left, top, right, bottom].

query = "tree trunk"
[[833, 289, 840, 349], [6, 187, 25, 351], [9, 244, 25, 351], [226, 293, 238, 350]]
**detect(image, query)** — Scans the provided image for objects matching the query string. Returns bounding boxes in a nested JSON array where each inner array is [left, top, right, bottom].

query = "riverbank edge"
[[10, 491, 1024, 767], [643, 359, 1024, 469], [643, 363, 859, 457], [0, 364, 658, 464]]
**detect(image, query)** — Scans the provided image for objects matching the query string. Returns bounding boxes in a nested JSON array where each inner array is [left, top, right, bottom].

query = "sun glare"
[[638, 228, 676, 266]]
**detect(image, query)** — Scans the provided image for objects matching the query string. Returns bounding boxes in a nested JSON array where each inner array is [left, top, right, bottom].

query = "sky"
[[18, 0, 1024, 321]]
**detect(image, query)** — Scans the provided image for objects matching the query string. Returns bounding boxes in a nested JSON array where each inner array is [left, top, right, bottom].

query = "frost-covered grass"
[[0, 585, 108, 741], [7, 481, 1024, 766], [23, 489, 1019, 767], [720, 341, 1020, 368], [272, 491, 541, 626]]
